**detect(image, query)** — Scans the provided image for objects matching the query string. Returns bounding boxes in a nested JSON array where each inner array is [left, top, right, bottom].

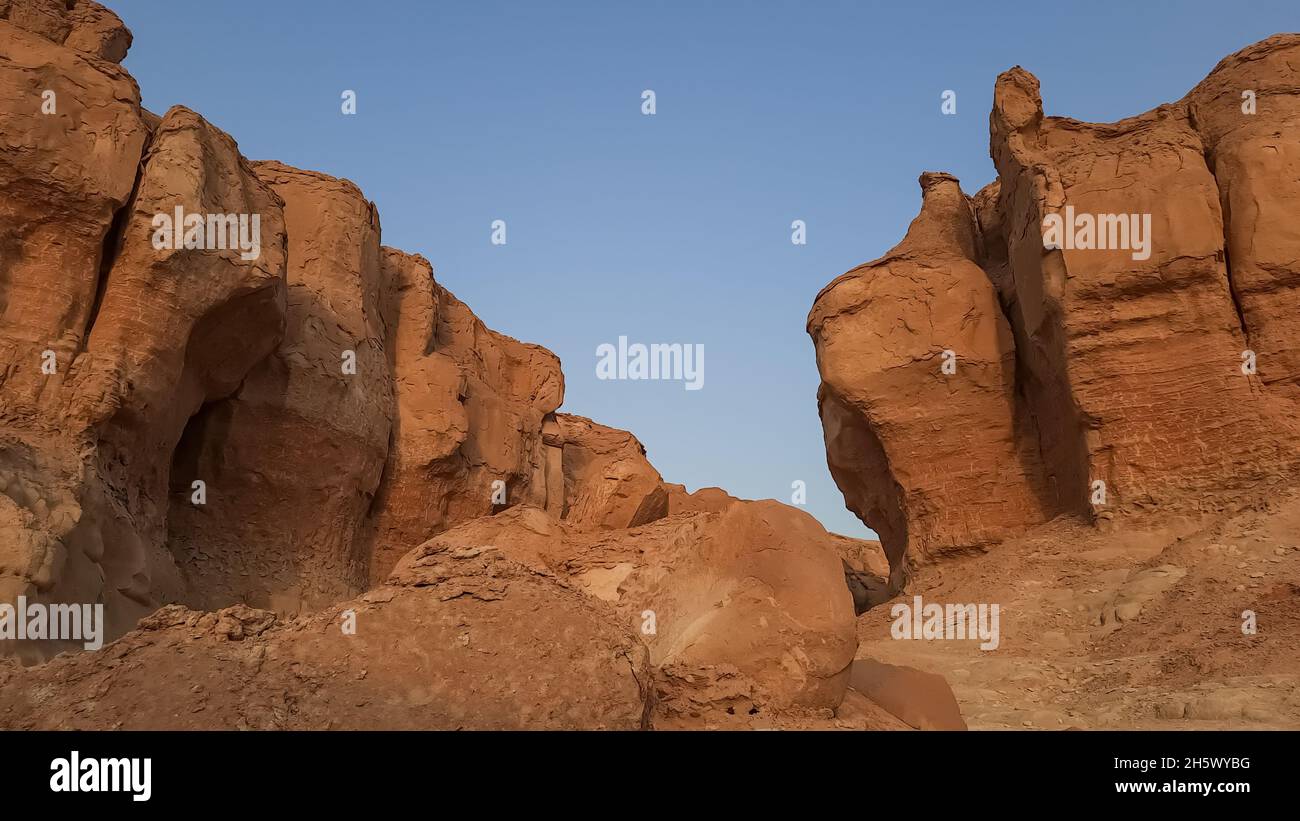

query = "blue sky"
[[116, 0, 1297, 538]]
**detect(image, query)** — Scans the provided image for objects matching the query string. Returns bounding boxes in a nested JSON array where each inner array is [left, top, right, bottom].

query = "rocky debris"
[[811, 34, 1300, 573], [409, 500, 859, 719], [0, 550, 652, 730], [1090, 564, 1188, 629], [854, 492, 1300, 729]]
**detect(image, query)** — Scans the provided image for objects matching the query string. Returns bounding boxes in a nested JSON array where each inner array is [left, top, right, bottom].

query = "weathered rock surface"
[[362, 248, 564, 582], [991, 60, 1296, 514], [553, 413, 667, 530], [0, 0, 933, 731], [1184, 36, 1300, 401], [663, 482, 739, 515], [409, 500, 859, 718], [0, 498, 868, 728], [848, 658, 967, 730], [164, 161, 384, 615], [812, 34, 1300, 572], [0, 8, 291, 661], [0, 546, 652, 729], [835, 534, 899, 615], [809, 172, 1055, 570], [77, 105, 287, 628], [0, 7, 145, 422], [0, 0, 131, 62]]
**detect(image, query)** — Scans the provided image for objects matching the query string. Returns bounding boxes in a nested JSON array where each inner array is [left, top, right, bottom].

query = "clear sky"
[[115, 0, 1297, 538]]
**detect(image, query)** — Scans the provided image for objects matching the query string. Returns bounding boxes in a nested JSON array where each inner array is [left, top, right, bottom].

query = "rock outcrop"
[[811, 34, 1300, 574], [394, 500, 859, 717], [1184, 37, 1300, 402], [0, 0, 887, 730], [809, 172, 1056, 569], [0, 0, 132, 62], [0, 498, 859, 728], [361, 248, 565, 582], [165, 161, 389, 614], [552, 413, 667, 530], [0, 8, 294, 660]]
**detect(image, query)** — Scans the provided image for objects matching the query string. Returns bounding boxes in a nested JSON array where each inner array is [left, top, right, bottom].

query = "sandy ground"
[[855, 491, 1300, 729]]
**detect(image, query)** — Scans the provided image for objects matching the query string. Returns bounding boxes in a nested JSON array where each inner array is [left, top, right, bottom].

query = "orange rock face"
[[166, 161, 389, 614], [553, 413, 667, 530], [809, 172, 1055, 568], [990, 61, 1297, 514], [361, 247, 565, 581], [0, 0, 131, 62], [812, 35, 1300, 573], [1184, 37, 1300, 401], [409, 501, 858, 716], [1, 9, 289, 659], [0, 557, 652, 730], [0, 0, 878, 730]]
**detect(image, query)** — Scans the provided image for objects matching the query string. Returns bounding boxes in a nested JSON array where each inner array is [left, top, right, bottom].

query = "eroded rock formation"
[[809, 172, 1055, 569], [553, 413, 667, 530], [1, 4, 294, 659], [360, 248, 567, 582], [166, 161, 389, 614], [406, 500, 859, 716], [0, 0, 893, 729], [812, 34, 1300, 574]]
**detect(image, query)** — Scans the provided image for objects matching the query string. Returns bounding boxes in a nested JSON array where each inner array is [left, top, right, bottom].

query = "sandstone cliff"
[[0, 0, 898, 729], [811, 34, 1300, 575]]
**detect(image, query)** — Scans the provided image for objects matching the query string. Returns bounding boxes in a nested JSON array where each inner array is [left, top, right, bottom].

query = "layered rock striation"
[[811, 34, 1300, 574], [0, 0, 882, 729]]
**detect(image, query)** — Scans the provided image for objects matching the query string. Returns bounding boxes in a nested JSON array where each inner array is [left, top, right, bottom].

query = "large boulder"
[[553, 413, 667, 530], [416, 500, 859, 720]]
